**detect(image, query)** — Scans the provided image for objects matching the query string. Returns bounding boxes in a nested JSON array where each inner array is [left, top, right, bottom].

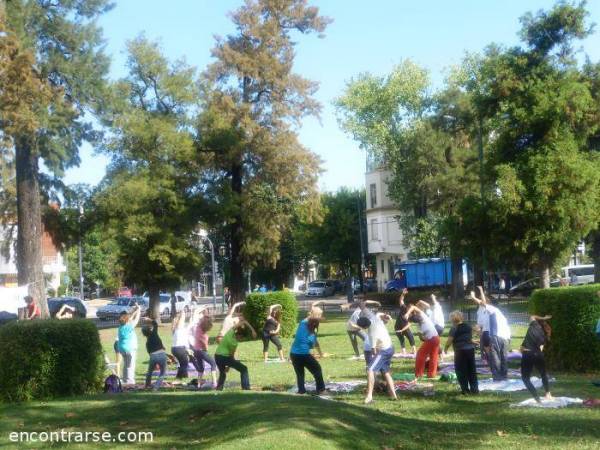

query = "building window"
[[370, 219, 379, 240], [381, 259, 385, 275], [369, 183, 377, 208]]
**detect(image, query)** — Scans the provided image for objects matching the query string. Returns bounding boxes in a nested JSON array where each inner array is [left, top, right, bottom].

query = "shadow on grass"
[[2, 390, 600, 449]]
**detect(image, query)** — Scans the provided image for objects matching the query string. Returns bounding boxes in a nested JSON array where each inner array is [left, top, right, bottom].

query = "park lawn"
[[1, 313, 599, 449]]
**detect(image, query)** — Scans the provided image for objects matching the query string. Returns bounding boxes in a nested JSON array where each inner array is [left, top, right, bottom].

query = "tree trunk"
[[450, 254, 464, 303], [148, 286, 161, 321], [540, 266, 550, 289], [590, 230, 600, 283], [229, 161, 244, 302], [15, 138, 48, 318]]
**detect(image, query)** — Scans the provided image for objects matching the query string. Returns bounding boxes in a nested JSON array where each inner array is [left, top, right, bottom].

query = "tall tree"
[[1, 1, 111, 315], [96, 37, 203, 318], [198, 0, 329, 301], [462, 2, 600, 287]]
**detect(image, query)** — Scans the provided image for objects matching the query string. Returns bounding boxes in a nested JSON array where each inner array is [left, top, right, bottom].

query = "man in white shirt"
[[346, 300, 381, 358], [485, 302, 511, 380], [356, 303, 397, 404]]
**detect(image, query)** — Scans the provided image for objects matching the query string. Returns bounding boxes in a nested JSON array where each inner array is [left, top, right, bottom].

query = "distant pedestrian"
[[444, 311, 478, 395], [223, 287, 232, 307]]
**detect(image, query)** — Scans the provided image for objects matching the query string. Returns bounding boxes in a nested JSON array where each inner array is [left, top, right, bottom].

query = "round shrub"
[[0, 319, 104, 402], [530, 284, 600, 371], [245, 291, 298, 338]]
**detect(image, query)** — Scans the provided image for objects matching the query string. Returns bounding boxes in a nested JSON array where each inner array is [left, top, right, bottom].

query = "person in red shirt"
[[24, 296, 41, 320]]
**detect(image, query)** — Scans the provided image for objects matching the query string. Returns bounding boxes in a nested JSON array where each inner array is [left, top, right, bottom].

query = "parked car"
[[306, 280, 335, 297], [47, 297, 87, 318], [141, 293, 190, 317], [96, 296, 147, 320], [117, 286, 133, 297], [508, 277, 561, 299]]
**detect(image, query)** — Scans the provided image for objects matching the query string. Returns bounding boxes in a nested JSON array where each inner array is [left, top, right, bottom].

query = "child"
[[141, 319, 167, 390], [290, 317, 325, 394], [395, 289, 416, 355], [444, 311, 478, 394], [357, 305, 397, 404], [190, 309, 218, 388], [521, 315, 553, 403], [214, 319, 257, 390], [263, 304, 285, 362], [404, 304, 440, 379], [117, 305, 141, 386]]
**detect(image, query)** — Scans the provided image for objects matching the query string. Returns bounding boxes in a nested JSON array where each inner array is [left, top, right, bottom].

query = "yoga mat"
[[287, 380, 366, 394], [510, 397, 582, 408], [478, 376, 554, 392]]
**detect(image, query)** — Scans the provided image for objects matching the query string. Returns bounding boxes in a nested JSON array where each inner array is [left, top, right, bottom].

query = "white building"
[[365, 157, 411, 292], [0, 226, 67, 291]]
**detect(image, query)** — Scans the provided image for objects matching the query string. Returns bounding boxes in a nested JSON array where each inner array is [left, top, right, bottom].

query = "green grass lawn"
[[1, 313, 599, 449]]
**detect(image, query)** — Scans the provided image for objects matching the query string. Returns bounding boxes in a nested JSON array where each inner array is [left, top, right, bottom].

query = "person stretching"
[[141, 319, 167, 390], [405, 304, 440, 379], [357, 304, 397, 404], [217, 302, 246, 343], [477, 286, 511, 381], [290, 316, 325, 394], [470, 288, 491, 362], [55, 304, 76, 320], [117, 305, 141, 386], [521, 315, 553, 403], [214, 319, 257, 390], [395, 289, 416, 355], [444, 311, 478, 395], [263, 304, 285, 362], [171, 311, 193, 381], [189, 307, 218, 388]]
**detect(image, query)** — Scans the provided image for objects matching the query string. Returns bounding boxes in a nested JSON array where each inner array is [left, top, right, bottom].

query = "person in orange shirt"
[[24, 296, 41, 320]]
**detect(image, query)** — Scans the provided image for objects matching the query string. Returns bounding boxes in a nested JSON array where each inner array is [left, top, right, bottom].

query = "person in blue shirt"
[[117, 305, 141, 386], [290, 317, 325, 394]]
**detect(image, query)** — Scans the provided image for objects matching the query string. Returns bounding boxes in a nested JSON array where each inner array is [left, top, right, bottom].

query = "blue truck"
[[385, 258, 458, 291]]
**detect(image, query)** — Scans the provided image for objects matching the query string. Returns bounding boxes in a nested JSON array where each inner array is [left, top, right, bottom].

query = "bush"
[[0, 319, 104, 402], [245, 291, 298, 338], [530, 284, 600, 371]]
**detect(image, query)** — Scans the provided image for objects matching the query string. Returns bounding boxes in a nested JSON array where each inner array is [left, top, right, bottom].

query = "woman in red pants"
[[404, 304, 440, 379]]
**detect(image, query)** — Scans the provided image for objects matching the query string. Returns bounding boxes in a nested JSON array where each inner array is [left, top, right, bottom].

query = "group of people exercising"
[[117, 286, 553, 404]]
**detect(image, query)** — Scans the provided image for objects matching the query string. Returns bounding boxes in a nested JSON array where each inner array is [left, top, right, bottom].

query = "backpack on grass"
[[104, 374, 123, 393]]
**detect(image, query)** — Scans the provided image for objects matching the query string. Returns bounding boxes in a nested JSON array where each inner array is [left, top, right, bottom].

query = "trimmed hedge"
[[245, 291, 298, 338], [530, 284, 600, 372], [0, 319, 104, 402]]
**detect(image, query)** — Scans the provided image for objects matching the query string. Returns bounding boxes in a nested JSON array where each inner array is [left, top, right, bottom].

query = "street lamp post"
[[78, 204, 84, 301], [194, 229, 217, 309]]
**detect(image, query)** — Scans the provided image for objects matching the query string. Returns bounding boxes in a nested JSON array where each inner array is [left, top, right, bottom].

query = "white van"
[[561, 264, 595, 285]]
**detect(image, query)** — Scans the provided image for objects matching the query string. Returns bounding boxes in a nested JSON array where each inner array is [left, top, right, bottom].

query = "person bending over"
[[404, 304, 440, 379], [444, 311, 478, 395], [263, 304, 285, 362], [189, 307, 218, 388], [217, 302, 246, 343], [117, 305, 141, 386], [346, 300, 381, 357], [141, 319, 167, 390], [357, 304, 397, 404], [290, 316, 325, 394], [214, 319, 257, 391], [56, 304, 76, 320], [521, 315, 553, 403]]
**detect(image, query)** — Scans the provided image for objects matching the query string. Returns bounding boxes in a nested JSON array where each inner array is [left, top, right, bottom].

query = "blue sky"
[[64, 0, 600, 192]]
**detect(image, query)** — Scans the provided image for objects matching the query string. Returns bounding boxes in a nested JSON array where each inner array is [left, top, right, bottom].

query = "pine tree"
[[198, 0, 329, 301], [1, 1, 111, 315]]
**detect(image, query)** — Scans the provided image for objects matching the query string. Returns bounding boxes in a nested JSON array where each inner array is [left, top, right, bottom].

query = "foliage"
[[530, 284, 600, 371], [244, 291, 298, 338], [95, 37, 204, 316], [197, 0, 329, 300], [0, 320, 104, 402]]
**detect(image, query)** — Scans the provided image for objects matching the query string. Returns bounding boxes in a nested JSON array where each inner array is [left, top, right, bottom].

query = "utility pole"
[[78, 204, 84, 300], [356, 193, 366, 293]]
